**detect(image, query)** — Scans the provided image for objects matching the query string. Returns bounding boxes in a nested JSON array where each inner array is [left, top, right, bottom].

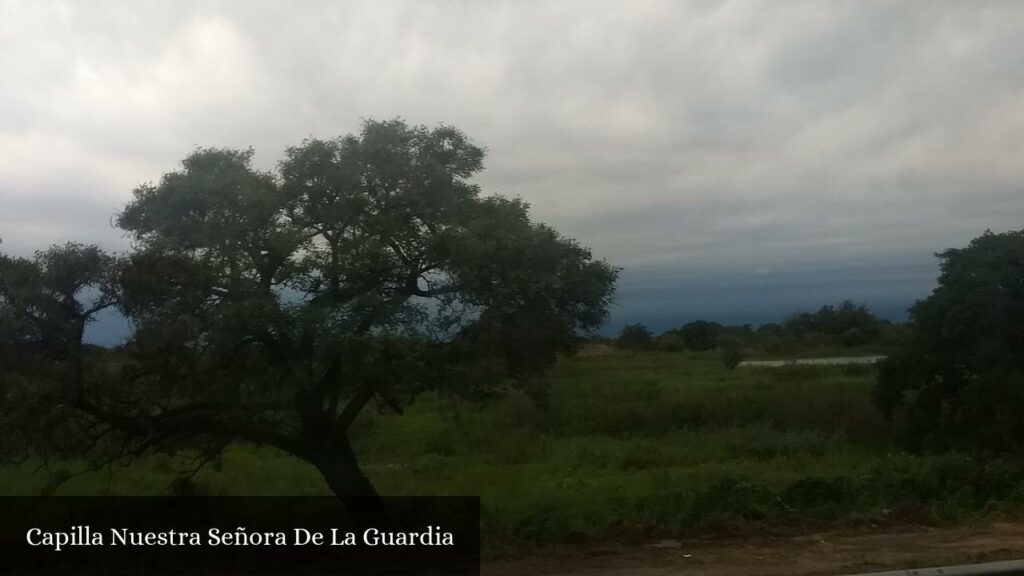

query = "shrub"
[[680, 320, 722, 352], [617, 323, 653, 351]]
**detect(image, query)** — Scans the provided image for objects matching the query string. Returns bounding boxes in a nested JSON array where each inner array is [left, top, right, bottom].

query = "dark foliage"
[[616, 323, 653, 351], [874, 230, 1024, 452], [676, 320, 722, 352], [0, 120, 619, 504], [719, 336, 743, 370], [783, 300, 882, 342], [647, 302, 894, 357]]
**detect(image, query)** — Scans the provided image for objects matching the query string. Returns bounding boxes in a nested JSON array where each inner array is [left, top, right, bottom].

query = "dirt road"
[[483, 523, 1024, 576]]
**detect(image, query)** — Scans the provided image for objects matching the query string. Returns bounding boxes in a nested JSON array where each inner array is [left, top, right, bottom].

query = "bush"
[[680, 320, 722, 352], [617, 323, 653, 351]]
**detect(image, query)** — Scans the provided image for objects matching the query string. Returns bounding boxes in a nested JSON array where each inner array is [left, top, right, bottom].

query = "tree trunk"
[[313, 438, 384, 527]]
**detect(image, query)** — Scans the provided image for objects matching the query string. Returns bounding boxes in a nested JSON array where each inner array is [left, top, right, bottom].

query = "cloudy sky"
[[3, 1, 1024, 340]]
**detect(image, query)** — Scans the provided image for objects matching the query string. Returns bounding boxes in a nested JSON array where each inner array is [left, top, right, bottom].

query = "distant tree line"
[[615, 227, 1024, 456], [614, 299, 905, 357]]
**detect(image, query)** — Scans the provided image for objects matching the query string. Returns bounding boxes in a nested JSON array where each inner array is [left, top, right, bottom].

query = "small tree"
[[874, 230, 1024, 452], [679, 320, 721, 352], [616, 323, 652, 351], [0, 120, 619, 513]]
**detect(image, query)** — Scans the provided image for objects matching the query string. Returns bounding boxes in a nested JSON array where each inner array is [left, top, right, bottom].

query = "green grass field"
[[4, 350, 1023, 548]]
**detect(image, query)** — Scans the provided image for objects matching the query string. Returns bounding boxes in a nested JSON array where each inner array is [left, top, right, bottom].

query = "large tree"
[[874, 229, 1024, 452], [0, 120, 618, 510]]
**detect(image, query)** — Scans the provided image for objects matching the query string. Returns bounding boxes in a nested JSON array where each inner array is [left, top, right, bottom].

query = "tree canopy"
[[678, 320, 722, 352], [0, 120, 619, 507], [874, 229, 1024, 452], [616, 323, 653, 351], [783, 300, 881, 346]]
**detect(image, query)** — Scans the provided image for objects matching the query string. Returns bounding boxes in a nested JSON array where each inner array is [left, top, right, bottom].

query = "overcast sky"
[[3, 1, 1024, 341]]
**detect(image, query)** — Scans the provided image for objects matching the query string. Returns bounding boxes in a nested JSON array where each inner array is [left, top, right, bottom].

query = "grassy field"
[[4, 350, 1024, 548]]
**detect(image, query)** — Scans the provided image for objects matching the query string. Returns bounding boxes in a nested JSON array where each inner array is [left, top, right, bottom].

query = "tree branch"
[[82, 300, 117, 318], [404, 269, 458, 298], [73, 397, 310, 461]]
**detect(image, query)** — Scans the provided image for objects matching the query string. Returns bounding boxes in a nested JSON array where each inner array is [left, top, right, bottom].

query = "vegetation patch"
[[6, 353, 1023, 549]]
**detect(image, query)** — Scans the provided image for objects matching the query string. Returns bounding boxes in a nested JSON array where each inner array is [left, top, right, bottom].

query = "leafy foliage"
[[645, 302, 894, 357], [616, 323, 653, 351], [783, 300, 882, 342], [874, 230, 1024, 452], [0, 120, 618, 500], [677, 320, 722, 352], [0, 242, 117, 462]]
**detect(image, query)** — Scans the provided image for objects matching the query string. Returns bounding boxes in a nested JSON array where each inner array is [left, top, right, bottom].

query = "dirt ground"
[[482, 522, 1024, 576]]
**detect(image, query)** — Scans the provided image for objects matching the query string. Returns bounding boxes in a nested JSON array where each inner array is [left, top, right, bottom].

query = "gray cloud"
[[3, 0, 1024, 335]]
